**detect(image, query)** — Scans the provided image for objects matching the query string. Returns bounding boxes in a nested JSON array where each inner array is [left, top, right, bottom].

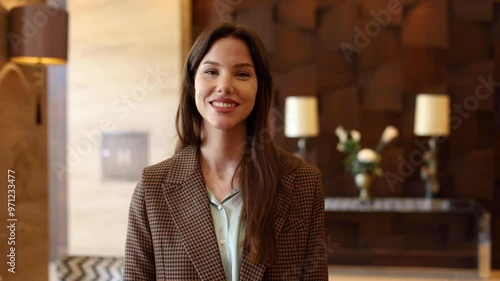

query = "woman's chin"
[[206, 121, 245, 132]]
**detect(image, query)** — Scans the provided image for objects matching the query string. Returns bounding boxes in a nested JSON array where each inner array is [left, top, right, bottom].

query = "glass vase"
[[354, 172, 373, 204]]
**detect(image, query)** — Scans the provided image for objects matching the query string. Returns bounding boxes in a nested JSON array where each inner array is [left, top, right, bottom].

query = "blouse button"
[[218, 205, 223, 210], [220, 239, 226, 245]]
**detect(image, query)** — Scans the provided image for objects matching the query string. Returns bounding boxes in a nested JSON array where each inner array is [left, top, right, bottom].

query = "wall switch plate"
[[101, 132, 148, 181]]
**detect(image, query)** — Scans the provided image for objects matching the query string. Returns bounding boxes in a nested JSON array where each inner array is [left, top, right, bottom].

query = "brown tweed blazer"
[[123, 145, 328, 281]]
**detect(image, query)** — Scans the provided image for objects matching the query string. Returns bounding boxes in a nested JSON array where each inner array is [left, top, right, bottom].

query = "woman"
[[123, 22, 328, 281]]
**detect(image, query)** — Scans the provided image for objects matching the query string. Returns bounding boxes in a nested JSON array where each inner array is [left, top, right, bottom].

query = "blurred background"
[[0, 0, 499, 280]]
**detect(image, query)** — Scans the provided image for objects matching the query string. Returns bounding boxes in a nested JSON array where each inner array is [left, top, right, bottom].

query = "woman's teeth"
[[212, 102, 237, 108]]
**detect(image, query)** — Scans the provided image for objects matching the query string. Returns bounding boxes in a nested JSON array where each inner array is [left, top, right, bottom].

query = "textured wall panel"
[[316, 47, 356, 92], [402, 0, 448, 48], [357, 25, 402, 71], [277, 0, 317, 29], [236, 4, 274, 53], [403, 47, 447, 92], [319, 86, 360, 135], [273, 24, 314, 71], [359, 0, 403, 27], [448, 61, 495, 112], [359, 61, 402, 112], [451, 0, 493, 23], [275, 64, 317, 96], [317, 2, 357, 50], [449, 17, 492, 68]]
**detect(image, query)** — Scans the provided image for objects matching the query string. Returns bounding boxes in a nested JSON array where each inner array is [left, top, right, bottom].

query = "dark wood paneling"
[[451, 0, 493, 23], [448, 61, 494, 112], [449, 17, 492, 68], [273, 24, 314, 72], [359, 0, 403, 27], [402, 0, 448, 48], [236, 5, 274, 54], [359, 61, 402, 112], [317, 2, 357, 50], [358, 25, 402, 71], [276, 0, 317, 29], [275, 64, 317, 96], [403, 47, 447, 92], [315, 47, 356, 92]]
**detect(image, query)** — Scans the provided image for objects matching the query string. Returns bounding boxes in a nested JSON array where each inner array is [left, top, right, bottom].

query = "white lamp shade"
[[414, 93, 450, 137], [285, 96, 319, 138]]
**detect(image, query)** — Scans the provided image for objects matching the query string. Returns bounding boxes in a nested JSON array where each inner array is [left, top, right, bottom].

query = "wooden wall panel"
[[273, 24, 314, 72], [454, 150, 494, 201], [359, 61, 402, 112], [359, 0, 403, 27], [317, 2, 357, 50], [449, 17, 492, 68], [233, 0, 279, 11], [275, 64, 317, 97], [448, 61, 495, 112], [402, 0, 448, 48], [316, 47, 356, 92], [451, 0, 493, 23], [276, 0, 317, 29], [319, 87, 359, 135], [403, 47, 447, 92], [236, 5, 274, 53], [358, 25, 401, 71]]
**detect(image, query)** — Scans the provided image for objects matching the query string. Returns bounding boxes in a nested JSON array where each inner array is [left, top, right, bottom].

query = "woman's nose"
[[216, 73, 234, 94]]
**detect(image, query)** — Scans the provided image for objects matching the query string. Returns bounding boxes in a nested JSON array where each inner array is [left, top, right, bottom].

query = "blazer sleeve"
[[123, 176, 156, 280], [302, 168, 329, 280]]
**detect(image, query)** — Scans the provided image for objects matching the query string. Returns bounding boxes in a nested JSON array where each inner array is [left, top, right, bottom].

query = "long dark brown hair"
[[175, 22, 280, 265]]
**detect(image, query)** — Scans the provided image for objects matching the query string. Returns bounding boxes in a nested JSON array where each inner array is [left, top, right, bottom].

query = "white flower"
[[335, 126, 348, 143], [357, 148, 378, 163], [336, 143, 345, 152], [350, 130, 361, 142], [381, 126, 399, 143]]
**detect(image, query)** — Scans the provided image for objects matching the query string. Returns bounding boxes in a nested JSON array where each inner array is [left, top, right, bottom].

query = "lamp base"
[[295, 138, 307, 160], [421, 137, 440, 199]]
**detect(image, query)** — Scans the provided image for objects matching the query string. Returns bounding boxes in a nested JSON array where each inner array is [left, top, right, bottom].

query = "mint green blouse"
[[207, 188, 246, 281]]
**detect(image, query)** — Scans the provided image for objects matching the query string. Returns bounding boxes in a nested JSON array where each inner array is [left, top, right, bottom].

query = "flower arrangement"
[[335, 125, 399, 201]]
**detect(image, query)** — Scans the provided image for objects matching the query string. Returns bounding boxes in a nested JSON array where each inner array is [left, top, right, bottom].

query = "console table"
[[324, 198, 491, 279]]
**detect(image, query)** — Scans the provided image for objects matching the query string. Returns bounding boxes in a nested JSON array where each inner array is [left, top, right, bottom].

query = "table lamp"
[[414, 93, 450, 199], [285, 96, 319, 160], [8, 4, 69, 125]]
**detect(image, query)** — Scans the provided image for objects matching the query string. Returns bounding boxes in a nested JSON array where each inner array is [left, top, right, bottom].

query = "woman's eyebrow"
[[202, 61, 254, 68], [234, 63, 254, 69]]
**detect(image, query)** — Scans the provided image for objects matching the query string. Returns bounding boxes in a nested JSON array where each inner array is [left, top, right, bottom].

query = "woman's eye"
[[237, 72, 250, 77], [204, 69, 217, 75]]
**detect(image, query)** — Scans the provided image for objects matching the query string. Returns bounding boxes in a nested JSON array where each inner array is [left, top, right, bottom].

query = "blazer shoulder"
[[142, 145, 198, 186], [278, 148, 321, 178]]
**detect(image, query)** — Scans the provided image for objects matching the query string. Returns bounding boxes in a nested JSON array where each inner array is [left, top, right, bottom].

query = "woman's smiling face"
[[194, 37, 258, 132]]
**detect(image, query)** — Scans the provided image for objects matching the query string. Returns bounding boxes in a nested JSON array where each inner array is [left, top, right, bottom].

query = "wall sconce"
[[414, 93, 450, 199], [8, 4, 69, 125], [285, 96, 319, 160]]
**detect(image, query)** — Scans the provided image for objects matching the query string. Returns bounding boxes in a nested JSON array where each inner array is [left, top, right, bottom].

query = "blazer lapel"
[[161, 146, 226, 281], [239, 166, 296, 280]]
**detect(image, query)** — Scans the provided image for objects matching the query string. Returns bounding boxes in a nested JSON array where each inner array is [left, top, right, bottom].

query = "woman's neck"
[[199, 123, 247, 183]]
